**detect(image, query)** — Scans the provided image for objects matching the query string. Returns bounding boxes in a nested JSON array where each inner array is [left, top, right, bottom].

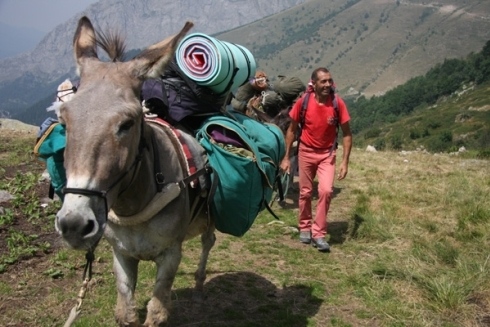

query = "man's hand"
[[280, 157, 291, 175], [247, 96, 262, 111], [337, 162, 348, 180]]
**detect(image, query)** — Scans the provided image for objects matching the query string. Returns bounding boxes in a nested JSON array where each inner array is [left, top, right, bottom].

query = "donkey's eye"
[[118, 120, 134, 134]]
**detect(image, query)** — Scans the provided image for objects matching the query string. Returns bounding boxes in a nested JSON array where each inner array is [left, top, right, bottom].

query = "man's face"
[[315, 71, 333, 96]]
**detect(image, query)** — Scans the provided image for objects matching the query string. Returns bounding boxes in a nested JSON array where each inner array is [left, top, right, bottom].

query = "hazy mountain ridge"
[[0, 0, 309, 86], [0, 0, 309, 118]]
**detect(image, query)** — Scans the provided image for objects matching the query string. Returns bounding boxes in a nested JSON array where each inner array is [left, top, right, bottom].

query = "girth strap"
[[108, 165, 211, 226], [145, 116, 202, 189]]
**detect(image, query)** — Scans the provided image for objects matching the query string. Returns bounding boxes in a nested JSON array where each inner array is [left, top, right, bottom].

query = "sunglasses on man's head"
[[255, 77, 269, 83]]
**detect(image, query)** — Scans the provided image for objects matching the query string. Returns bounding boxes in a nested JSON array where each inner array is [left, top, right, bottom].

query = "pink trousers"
[[297, 145, 336, 238]]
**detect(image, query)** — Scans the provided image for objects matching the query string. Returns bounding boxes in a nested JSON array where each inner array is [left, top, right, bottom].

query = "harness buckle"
[[155, 172, 165, 184]]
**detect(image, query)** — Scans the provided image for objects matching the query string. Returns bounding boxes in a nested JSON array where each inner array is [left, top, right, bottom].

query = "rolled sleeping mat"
[[176, 33, 256, 94]]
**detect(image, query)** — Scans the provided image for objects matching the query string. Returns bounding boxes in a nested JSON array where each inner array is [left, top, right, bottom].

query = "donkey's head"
[[55, 16, 193, 250]]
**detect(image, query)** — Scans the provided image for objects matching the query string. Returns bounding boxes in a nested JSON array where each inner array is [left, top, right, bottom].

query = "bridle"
[[60, 113, 211, 235], [62, 118, 148, 224], [57, 86, 78, 102]]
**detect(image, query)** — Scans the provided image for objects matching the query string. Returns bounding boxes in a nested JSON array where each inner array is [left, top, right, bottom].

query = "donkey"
[[55, 16, 215, 326]]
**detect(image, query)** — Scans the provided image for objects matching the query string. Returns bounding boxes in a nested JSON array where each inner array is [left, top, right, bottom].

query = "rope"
[[63, 251, 94, 327], [63, 278, 89, 327], [108, 183, 181, 226]]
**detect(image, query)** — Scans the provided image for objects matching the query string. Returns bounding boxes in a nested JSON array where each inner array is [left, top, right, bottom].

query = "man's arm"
[[338, 121, 352, 180], [280, 120, 298, 174]]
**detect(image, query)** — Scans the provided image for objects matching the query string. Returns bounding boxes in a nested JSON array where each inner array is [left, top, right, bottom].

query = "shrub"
[[440, 131, 453, 143], [373, 138, 386, 150], [427, 120, 441, 129], [426, 138, 451, 153], [477, 128, 490, 148], [390, 135, 403, 150], [364, 128, 382, 139], [476, 149, 490, 159], [409, 129, 421, 139]]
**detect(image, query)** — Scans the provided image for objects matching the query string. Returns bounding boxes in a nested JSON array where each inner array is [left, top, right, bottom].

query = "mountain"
[[1, 0, 490, 126], [216, 0, 490, 97], [0, 22, 46, 59], [0, 0, 309, 123]]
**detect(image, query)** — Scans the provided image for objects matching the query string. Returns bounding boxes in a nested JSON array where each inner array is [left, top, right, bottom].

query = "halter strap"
[[57, 86, 78, 102], [63, 118, 148, 219], [62, 116, 208, 218]]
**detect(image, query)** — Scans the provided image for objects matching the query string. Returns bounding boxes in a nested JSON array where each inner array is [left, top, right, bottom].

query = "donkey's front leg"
[[193, 225, 216, 302], [144, 243, 182, 327], [113, 250, 140, 327]]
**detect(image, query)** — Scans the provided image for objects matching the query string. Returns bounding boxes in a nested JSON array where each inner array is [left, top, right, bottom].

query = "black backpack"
[[141, 58, 233, 130]]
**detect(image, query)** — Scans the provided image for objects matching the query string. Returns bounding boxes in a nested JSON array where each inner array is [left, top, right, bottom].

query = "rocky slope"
[[218, 0, 490, 97], [1, 0, 490, 124]]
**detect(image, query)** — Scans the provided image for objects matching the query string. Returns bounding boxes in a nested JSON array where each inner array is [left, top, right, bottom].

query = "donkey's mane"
[[96, 29, 127, 62]]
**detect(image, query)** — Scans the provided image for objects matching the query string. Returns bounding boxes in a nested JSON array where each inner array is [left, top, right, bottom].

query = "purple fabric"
[[209, 126, 244, 147], [141, 78, 165, 102]]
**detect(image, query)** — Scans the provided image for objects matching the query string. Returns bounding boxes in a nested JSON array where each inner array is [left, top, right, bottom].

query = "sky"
[[0, 0, 99, 32]]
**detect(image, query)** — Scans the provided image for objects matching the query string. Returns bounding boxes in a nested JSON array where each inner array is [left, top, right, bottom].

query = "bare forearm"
[[284, 129, 296, 159], [342, 134, 352, 165], [337, 122, 352, 180], [280, 122, 298, 173]]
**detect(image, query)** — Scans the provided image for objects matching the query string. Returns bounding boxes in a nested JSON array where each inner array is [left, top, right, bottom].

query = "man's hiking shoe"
[[312, 238, 330, 252], [299, 231, 311, 244]]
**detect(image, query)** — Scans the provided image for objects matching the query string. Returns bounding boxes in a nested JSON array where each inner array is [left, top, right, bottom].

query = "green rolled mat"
[[176, 33, 256, 94]]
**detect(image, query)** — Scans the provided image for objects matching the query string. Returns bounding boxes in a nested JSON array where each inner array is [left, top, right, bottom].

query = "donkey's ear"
[[129, 21, 193, 79], [73, 16, 99, 73]]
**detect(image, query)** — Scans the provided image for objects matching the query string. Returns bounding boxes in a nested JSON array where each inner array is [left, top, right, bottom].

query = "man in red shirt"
[[280, 67, 352, 252]]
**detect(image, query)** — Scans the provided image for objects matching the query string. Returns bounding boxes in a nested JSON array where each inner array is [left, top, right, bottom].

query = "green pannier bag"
[[196, 110, 285, 236], [34, 120, 67, 199]]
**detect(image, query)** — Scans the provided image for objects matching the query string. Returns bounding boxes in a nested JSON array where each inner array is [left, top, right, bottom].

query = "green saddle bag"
[[34, 121, 66, 200], [196, 110, 285, 236]]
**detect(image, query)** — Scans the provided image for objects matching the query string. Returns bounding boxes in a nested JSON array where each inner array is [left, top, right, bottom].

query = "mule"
[[55, 16, 216, 327]]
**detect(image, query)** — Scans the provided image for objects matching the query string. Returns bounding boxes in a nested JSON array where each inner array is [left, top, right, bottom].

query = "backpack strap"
[[48, 184, 55, 200], [299, 92, 309, 130], [295, 92, 310, 155], [331, 94, 340, 154], [264, 198, 280, 220]]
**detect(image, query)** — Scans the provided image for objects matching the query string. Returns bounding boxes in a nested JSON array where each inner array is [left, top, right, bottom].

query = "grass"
[[0, 131, 489, 326]]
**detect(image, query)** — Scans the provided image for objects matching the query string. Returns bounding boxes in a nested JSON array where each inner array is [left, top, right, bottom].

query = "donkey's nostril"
[[57, 217, 68, 235], [82, 220, 95, 237]]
